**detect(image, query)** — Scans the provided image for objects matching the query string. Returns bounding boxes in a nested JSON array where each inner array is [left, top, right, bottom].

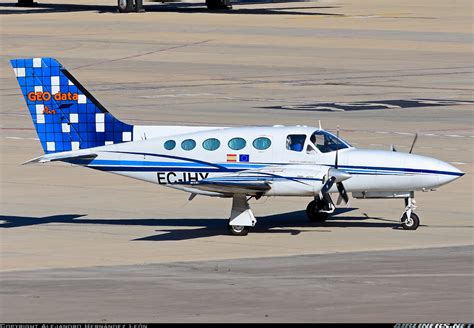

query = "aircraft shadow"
[[3, 209, 469, 241], [135, 208, 403, 241], [0, 2, 112, 14], [0, 208, 407, 241], [0, 1, 341, 16], [1, 209, 356, 229]]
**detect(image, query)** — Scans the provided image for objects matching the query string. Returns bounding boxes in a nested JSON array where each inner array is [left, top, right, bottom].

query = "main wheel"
[[17, 0, 37, 7], [306, 200, 331, 222], [401, 212, 420, 230], [228, 224, 250, 236], [118, 0, 133, 13], [206, 0, 232, 10]]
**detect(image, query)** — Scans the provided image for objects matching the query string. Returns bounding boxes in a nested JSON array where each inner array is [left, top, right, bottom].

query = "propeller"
[[319, 126, 351, 205], [319, 167, 351, 204]]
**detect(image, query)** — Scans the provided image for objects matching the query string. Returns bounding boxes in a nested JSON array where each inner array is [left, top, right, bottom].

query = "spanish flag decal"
[[227, 154, 237, 162]]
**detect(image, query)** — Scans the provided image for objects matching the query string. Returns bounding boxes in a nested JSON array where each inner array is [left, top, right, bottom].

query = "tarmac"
[[1, 246, 473, 322], [0, 0, 473, 322]]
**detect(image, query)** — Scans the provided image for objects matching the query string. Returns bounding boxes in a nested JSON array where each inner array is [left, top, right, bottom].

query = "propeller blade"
[[409, 132, 418, 154], [336, 193, 343, 206], [319, 168, 351, 203], [320, 176, 336, 196], [336, 182, 349, 205]]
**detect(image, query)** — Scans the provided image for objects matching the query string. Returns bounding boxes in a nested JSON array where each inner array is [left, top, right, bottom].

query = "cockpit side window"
[[306, 142, 318, 154], [286, 134, 306, 152], [308, 130, 349, 153]]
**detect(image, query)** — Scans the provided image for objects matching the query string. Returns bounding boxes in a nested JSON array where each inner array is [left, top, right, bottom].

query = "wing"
[[190, 179, 271, 195], [181, 164, 329, 196], [185, 171, 272, 195]]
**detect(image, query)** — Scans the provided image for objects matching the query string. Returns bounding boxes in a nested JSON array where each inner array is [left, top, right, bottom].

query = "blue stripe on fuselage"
[[87, 163, 462, 177], [71, 151, 463, 177], [337, 165, 464, 177]]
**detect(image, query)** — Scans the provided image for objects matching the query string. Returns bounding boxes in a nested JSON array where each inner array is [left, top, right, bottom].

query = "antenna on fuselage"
[[335, 125, 340, 168], [409, 132, 418, 154]]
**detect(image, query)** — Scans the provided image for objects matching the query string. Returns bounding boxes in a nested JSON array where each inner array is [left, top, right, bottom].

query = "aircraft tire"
[[206, 0, 232, 10], [118, 0, 133, 13], [228, 224, 250, 236], [401, 212, 420, 230], [306, 200, 330, 222]]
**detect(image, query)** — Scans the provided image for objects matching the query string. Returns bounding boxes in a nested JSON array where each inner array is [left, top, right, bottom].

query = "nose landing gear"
[[401, 193, 420, 230]]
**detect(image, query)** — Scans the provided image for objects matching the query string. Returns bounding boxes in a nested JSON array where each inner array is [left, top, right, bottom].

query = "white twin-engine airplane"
[[11, 58, 464, 235]]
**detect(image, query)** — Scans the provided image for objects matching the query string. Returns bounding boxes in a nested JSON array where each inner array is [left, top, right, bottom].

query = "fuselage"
[[69, 125, 464, 197]]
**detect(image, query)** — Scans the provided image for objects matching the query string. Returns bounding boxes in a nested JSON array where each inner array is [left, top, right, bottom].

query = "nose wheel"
[[400, 194, 420, 230], [401, 212, 420, 230]]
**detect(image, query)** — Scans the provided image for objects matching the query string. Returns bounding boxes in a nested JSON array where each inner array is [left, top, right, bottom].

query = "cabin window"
[[252, 137, 271, 150], [202, 138, 221, 151], [228, 137, 246, 150], [164, 140, 176, 150], [286, 134, 306, 152], [309, 130, 349, 153], [181, 139, 196, 151]]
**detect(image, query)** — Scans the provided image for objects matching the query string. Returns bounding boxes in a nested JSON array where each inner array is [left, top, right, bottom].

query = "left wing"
[[188, 179, 271, 195], [186, 171, 272, 195], [178, 164, 351, 201]]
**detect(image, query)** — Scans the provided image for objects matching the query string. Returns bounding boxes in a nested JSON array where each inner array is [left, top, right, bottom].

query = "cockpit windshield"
[[308, 130, 350, 153]]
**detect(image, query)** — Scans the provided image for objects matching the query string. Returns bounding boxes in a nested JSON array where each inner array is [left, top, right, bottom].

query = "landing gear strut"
[[227, 194, 256, 236], [400, 192, 420, 230], [306, 195, 335, 223]]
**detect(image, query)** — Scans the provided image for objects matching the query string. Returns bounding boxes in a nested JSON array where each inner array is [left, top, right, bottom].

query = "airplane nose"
[[436, 160, 464, 185], [407, 153, 464, 188]]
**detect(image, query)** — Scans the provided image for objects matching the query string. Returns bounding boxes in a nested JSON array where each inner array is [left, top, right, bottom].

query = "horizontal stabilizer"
[[22, 152, 97, 165]]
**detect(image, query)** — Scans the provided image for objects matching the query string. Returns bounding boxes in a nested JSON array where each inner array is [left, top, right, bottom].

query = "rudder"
[[10, 57, 133, 154]]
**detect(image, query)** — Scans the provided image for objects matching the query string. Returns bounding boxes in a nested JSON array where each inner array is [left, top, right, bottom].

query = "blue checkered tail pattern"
[[10, 57, 134, 154]]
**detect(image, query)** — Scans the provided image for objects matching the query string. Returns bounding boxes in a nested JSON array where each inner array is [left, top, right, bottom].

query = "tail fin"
[[10, 58, 133, 154]]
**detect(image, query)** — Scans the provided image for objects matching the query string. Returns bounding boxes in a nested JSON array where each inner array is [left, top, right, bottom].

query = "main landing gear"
[[306, 195, 335, 223], [16, 0, 37, 6], [227, 194, 256, 236], [206, 0, 232, 10], [401, 193, 420, 230], [117, 0, 144, 13]]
